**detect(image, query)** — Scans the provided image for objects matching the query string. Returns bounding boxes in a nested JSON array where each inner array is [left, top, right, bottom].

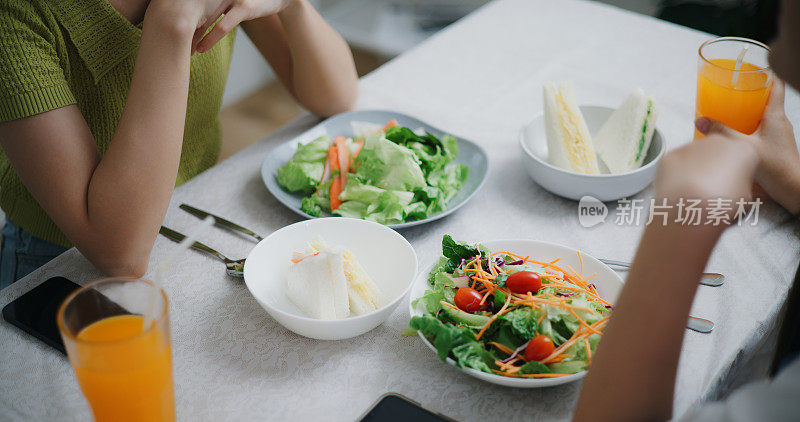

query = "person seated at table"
[[574, 2, 800, 420], [0, 0, 358, 288]]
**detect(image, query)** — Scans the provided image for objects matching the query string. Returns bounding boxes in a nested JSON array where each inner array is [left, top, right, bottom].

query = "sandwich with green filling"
[[593, 89, 658, 174]]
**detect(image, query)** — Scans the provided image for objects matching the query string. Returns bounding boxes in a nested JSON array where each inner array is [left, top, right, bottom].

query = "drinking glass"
[[695, 36, 772, 138], [57, 277, 175, 422]]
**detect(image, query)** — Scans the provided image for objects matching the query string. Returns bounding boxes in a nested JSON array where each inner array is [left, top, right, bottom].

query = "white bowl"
[[244, 218, 418, 340], [408, 239, 623, 388], [519, 105, 665, 202]]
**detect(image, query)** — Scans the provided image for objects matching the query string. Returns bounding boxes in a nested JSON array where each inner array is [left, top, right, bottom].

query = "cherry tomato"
[[524, 334, 555, 362], [454, 287, 483, 313], [506, 271, 542, 294]]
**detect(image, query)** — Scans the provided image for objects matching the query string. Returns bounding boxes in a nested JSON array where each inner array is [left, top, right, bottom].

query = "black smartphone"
[[2, 277, 82, 354], [358, 393, 455, 422], [3, 277, 132, 355]]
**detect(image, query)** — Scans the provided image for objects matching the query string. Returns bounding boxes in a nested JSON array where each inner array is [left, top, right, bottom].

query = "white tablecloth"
[[2, 0, 799, 420]]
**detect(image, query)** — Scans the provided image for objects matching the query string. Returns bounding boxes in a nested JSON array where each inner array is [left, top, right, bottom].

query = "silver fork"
[[159, 226, 245, 277], [599, 258, 725, 287], [599, 258, 716, 333]]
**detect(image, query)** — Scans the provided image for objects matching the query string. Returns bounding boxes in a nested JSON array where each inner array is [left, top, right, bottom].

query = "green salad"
[[408, 235, 612, 378], [276, 120, 468, 224]]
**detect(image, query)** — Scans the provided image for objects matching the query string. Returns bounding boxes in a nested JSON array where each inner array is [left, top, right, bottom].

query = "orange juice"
[[70, 315, 174, 422], [695, 58, 771, 137]]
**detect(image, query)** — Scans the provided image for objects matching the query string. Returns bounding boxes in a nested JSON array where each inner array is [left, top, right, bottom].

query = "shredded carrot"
[[290, 251, 319, 263], [488, 342, 514, 355], [584, 338, 592, 364], [568, 308, 602, 335], [478, 289, 492, 306], [475, 292, 511, 340], [439, 301, 459, 311]]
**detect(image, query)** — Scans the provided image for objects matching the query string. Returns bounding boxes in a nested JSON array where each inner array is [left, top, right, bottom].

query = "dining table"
[[2, 0, 800, 420]]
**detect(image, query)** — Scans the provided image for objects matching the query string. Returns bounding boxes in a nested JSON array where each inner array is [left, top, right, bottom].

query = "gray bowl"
[[261, 110, 490, 229]]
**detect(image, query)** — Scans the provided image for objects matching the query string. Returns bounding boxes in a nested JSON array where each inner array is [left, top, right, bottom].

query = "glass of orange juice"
[[695, 36, 772, 138], [57, 278, 175, 422]]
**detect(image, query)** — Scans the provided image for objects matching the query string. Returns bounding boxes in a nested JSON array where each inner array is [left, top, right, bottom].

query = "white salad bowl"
[[519, 105, 665, 202], [408, 239, 623, 388], [244, 218, 417, 340]]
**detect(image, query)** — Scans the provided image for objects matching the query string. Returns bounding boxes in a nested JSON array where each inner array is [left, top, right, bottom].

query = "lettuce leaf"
[[413, 262, 456, 313], [427, 163, 469, 204], [299, 183, 331, 216], [519, 360, 551, 375], [354, 136, 426, 191], [409, 315, 476, 360], [499, 307, 539, 340], [301, 197, 323, 217], [451, 342, 496, 373], [441, 235, 479, 270], [547, 361, 587, 374], [276, 136, 330, 193]]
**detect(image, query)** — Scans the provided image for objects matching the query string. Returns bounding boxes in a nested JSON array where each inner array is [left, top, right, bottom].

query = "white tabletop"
[[2, 0, 800, 420]]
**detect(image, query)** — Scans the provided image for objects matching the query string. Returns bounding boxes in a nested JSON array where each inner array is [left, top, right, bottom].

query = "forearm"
[[80, 5, 195, 275], [574, 223, 724, 422], [277, 0, 357, 116], [757, 166, 800, 215]]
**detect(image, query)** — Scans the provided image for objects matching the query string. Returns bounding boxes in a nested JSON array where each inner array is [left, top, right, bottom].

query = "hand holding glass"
[[695, 37, 773, 138]]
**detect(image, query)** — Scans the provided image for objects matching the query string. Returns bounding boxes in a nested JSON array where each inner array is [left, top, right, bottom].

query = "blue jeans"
[[0, 220, 67, 290]]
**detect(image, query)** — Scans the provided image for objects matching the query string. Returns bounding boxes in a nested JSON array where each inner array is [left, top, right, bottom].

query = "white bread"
[[594, 89, 658, 174], [342, 249, 387, 315], [286, 248, 350, 319], [543, 81, 599, 174]]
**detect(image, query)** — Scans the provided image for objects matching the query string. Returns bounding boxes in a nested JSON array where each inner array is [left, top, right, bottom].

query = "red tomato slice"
[[506, 271, 542, 294], [454, 287, 483, 313], [524, 334, 555, 362]]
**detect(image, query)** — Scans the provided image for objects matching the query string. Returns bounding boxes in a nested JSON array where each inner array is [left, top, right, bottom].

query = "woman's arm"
[[0, 1, 209, 276], [574, 136, 759, 422], [196, 0, 358, 117]]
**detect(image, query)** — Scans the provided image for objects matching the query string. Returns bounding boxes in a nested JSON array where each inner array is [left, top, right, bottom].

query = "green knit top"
[[0, 0, 235, 247]]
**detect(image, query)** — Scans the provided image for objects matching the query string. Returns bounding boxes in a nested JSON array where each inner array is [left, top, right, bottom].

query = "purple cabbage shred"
[[500, 340, 531, 363]]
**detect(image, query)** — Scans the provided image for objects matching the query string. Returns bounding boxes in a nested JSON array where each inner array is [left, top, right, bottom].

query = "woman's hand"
[[192, 0, 297, 53], [696, 78, 800, 214], [655, 132, 758, 215]]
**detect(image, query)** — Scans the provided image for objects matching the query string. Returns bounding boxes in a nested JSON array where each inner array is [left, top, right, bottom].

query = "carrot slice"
[[316, 144, 338, 193], [334, 137, 349, 187], [327, 144, 339, 171], [382, 119, 398, 131], [330, 177, 343, 210]]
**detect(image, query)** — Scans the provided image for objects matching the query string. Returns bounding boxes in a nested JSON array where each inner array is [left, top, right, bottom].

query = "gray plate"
[[260, 110, 490, 229]]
